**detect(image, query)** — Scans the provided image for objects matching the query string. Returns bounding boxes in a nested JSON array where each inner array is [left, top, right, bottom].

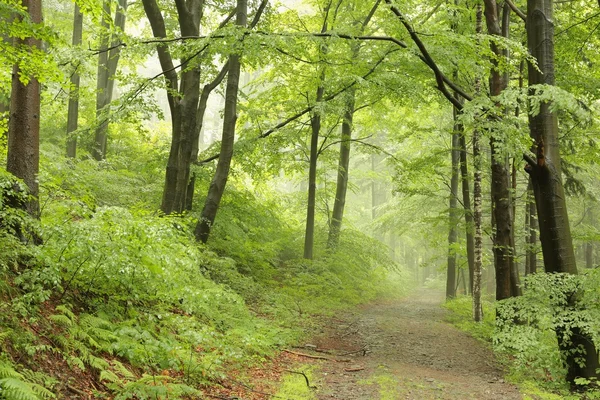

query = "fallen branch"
[[284, 370, 315, 388], [344, 366, 365, 372], [284, 349, 332, 360]]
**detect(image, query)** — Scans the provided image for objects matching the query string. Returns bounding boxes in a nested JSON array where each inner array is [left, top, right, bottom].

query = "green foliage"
[[494, 272, 600, 395], [443, 296, 496, 343], [0, 360, 55, 400]]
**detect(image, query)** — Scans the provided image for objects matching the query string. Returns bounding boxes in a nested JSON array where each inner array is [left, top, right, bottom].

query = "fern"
[[113, 375, 200, 400]]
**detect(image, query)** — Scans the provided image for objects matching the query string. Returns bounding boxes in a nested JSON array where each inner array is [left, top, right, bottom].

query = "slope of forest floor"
[[291, 288, 524, 399]]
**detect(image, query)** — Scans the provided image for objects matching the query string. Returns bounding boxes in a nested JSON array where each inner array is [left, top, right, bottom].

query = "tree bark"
[[482, 0, 513, 301], [509, 160, 522, 296], [526, 0, 598, 383], [525, 178, 538, 274], [92, 0, 128, 161], [66, 3, 83, 158], [472, 3, 484, 322], [195, 0, 247, 243], [303, 81, 324, 259], [142, 0, 203, 215], [458, 115, 475, 294], [327, 91, 355, 248], [446, 133, 460, 299], [7, 0, 42, 218]]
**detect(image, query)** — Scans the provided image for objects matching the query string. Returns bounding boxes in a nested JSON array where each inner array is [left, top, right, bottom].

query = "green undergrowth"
[[444, 278, 600, 400], [0, 164, 406, 399]]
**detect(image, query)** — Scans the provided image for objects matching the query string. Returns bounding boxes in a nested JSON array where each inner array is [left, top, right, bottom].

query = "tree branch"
[[505, 0, 526, 22]]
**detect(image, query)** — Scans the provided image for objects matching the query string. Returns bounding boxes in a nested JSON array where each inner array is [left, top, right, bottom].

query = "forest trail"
[[310, 288, 523, 399]]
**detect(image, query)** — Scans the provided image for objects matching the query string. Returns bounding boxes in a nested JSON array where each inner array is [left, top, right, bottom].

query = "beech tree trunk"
[[195, 0, 246, 243], [526, 0, 598, 383], [303, 82, 324, 259], [482, 0, 513, 301], [142, 0, 203, 215], [525, 179, 538, 274], [458, 116, 475, 294], [66, 3, 83, 158], [472, 4, 483, 322], [446, 132, 460, 299], [7, 0, 42, 218], [327, 92, 354, 248], [93, 0, 128, 161]]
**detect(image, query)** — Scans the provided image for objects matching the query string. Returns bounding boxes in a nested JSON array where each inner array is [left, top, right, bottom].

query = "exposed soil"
[[305, 288, 523, 400]]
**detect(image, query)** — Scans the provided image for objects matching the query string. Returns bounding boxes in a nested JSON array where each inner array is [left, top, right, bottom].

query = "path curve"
[[312, 289, 522, 399]]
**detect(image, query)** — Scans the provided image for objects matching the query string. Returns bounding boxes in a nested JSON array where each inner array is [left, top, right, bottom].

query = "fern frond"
[[0, 377, 55, 400]]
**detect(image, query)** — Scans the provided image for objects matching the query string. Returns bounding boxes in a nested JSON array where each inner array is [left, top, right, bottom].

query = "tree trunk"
[[303, 82, 324, 259], [509, 160, 522, 296], [526, 0, 598, 383], [66, 3, 83, 158], [458, 116, 475, 294], [142, 0, 203, 215], [472, 3, 484, 322], [327, 91, 355, 248], [7, 0, 42, 218], [525, 178, 538, 274], [482, 0, 513, 301], [446, 132, 460, 299], [195, 0, 247, 243], [92, 0, 127, 161]]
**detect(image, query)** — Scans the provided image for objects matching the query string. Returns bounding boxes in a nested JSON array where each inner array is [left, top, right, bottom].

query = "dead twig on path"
[[283, 349, 351, 362], [284, 370, 316, 389]]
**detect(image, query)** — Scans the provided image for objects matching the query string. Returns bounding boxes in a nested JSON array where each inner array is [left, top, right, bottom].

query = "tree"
[[195, 0, 247, 243], [92, 0, 128, 161], [446, 129, 459, 299], [7, 0, 42, 218], [66, 3, 83, 159], [525, 0, 599, 382], [327, 0, 381, 249]]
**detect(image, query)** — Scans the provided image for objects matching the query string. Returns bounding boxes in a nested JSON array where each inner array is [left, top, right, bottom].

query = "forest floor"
[[302, 288, 523, 400]]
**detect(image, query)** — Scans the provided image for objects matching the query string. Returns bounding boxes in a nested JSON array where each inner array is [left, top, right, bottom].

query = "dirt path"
[[308, 288, 522, 399]]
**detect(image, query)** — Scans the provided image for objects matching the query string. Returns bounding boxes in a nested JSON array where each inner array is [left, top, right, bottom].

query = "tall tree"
[[327, 0, 381, 248], [525, 0, 598, 382], [7, 0, 42, 218], [482, 0, 514, 301], [446, 131, 460, 299], [66, 3, 83, 158], [142, 0, 203, 215], [93, 0, 128, 161], [195, 0, 247, 243]]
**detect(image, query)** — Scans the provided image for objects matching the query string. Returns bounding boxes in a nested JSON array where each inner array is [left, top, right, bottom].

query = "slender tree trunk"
[[303, 82, 324, 259], [446, 133, 460, 299], [66, 3, 83, 158], [525, 178, 538, 274], [458, 115, 475, 294], [92, 0, 127, 161], [195, 0, 247, 243], [472, 3, 484, 322], [509, 160, 522, 296], [327, 91, 354, 248], [7, 0, 42, 218], [526, 0, 598, 383]]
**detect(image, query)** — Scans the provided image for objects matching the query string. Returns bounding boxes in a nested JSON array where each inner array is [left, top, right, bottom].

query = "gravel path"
[[310, 289, 523, 399]]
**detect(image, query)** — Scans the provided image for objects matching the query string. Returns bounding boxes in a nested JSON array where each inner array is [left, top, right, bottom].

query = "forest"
[[1, 0, 600, 398]]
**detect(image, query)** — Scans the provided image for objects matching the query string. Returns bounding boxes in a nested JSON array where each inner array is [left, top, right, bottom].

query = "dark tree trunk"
[[7, 0, 41, 218], [303, 82, 324, 259], [327, 92, 354, 248], [66, 3, 83, 158], [142, 0, 203, 215], [526, 0, 598, 383], [92, 0, 128, 161], [184, 0, 267, 210], [446, 132, 460, 299], [482, 0, 513, 301], [195, 0, 246, 243], [458, 115, 475, 294]]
